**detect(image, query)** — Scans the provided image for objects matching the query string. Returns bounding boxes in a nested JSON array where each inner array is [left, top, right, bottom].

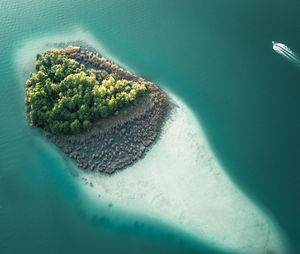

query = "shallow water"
[[1, 0, 300, 253], [78, 93, 291, 253]]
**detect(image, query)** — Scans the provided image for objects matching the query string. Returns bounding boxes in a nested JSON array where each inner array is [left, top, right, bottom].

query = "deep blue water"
[[0, 0, 300, 253]]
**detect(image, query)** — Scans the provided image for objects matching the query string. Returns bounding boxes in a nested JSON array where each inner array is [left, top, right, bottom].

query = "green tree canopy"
[[25, 49, 148, 134]]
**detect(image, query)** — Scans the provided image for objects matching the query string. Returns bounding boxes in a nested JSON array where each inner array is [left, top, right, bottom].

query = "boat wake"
[[272, 41, 300, 67], [16, 30, 292, 254]]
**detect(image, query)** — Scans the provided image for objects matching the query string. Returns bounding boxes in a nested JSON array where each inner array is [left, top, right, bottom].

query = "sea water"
[[1, 0, 300, 253]]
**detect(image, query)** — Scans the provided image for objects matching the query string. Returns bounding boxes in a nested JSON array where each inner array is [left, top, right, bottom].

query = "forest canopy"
[[25, 50, 147, 134]]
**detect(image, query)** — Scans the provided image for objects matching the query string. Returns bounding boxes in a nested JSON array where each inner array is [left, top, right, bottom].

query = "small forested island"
[[25, 46, 168, 174]]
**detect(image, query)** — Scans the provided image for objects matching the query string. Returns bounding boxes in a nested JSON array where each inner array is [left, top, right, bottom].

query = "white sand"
[[16, 29, 291, 254], [80, 95, 291, 253]]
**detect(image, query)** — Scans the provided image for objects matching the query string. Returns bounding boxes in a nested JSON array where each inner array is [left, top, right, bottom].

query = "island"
[[25, 46, 168, 174]]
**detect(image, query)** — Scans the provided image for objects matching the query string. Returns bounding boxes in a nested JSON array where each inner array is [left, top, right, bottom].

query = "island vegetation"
[[25, 50, 147, 134], [25, 46, 168, 174]]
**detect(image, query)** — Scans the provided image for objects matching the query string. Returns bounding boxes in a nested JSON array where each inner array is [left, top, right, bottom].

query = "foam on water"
[[16, 29, 291, 254], [273, 42, 300, 67]]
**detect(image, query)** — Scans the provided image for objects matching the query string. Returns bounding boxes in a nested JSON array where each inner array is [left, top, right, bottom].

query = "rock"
[[98, 165, 105, 172], [63, 147, 71, 154], [70, 152, 78, 159], [65, 46, 80, 54], [44, 46, 168, 175], [142, 139, 152, 147]]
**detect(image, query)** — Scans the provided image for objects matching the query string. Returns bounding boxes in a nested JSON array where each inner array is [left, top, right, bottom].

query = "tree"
[[70, 119, 81, 134], [82, 120, 92, 130], [25, 48, 148, 135]]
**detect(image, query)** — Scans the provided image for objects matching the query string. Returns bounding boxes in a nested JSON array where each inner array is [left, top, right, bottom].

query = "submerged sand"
[[16, 29, 292, 254], [79, 94, 291, 254]]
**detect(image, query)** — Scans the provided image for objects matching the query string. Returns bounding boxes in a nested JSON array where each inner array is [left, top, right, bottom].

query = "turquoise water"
[[0, 0, 300, 253]]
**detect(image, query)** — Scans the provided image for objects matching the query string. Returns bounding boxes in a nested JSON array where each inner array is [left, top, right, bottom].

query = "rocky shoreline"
[[44, 46, 169, 174]]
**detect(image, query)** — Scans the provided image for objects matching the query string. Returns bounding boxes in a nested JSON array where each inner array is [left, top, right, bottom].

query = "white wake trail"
[[273, 41, 300, 67], [16, 30, 293, 254]]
